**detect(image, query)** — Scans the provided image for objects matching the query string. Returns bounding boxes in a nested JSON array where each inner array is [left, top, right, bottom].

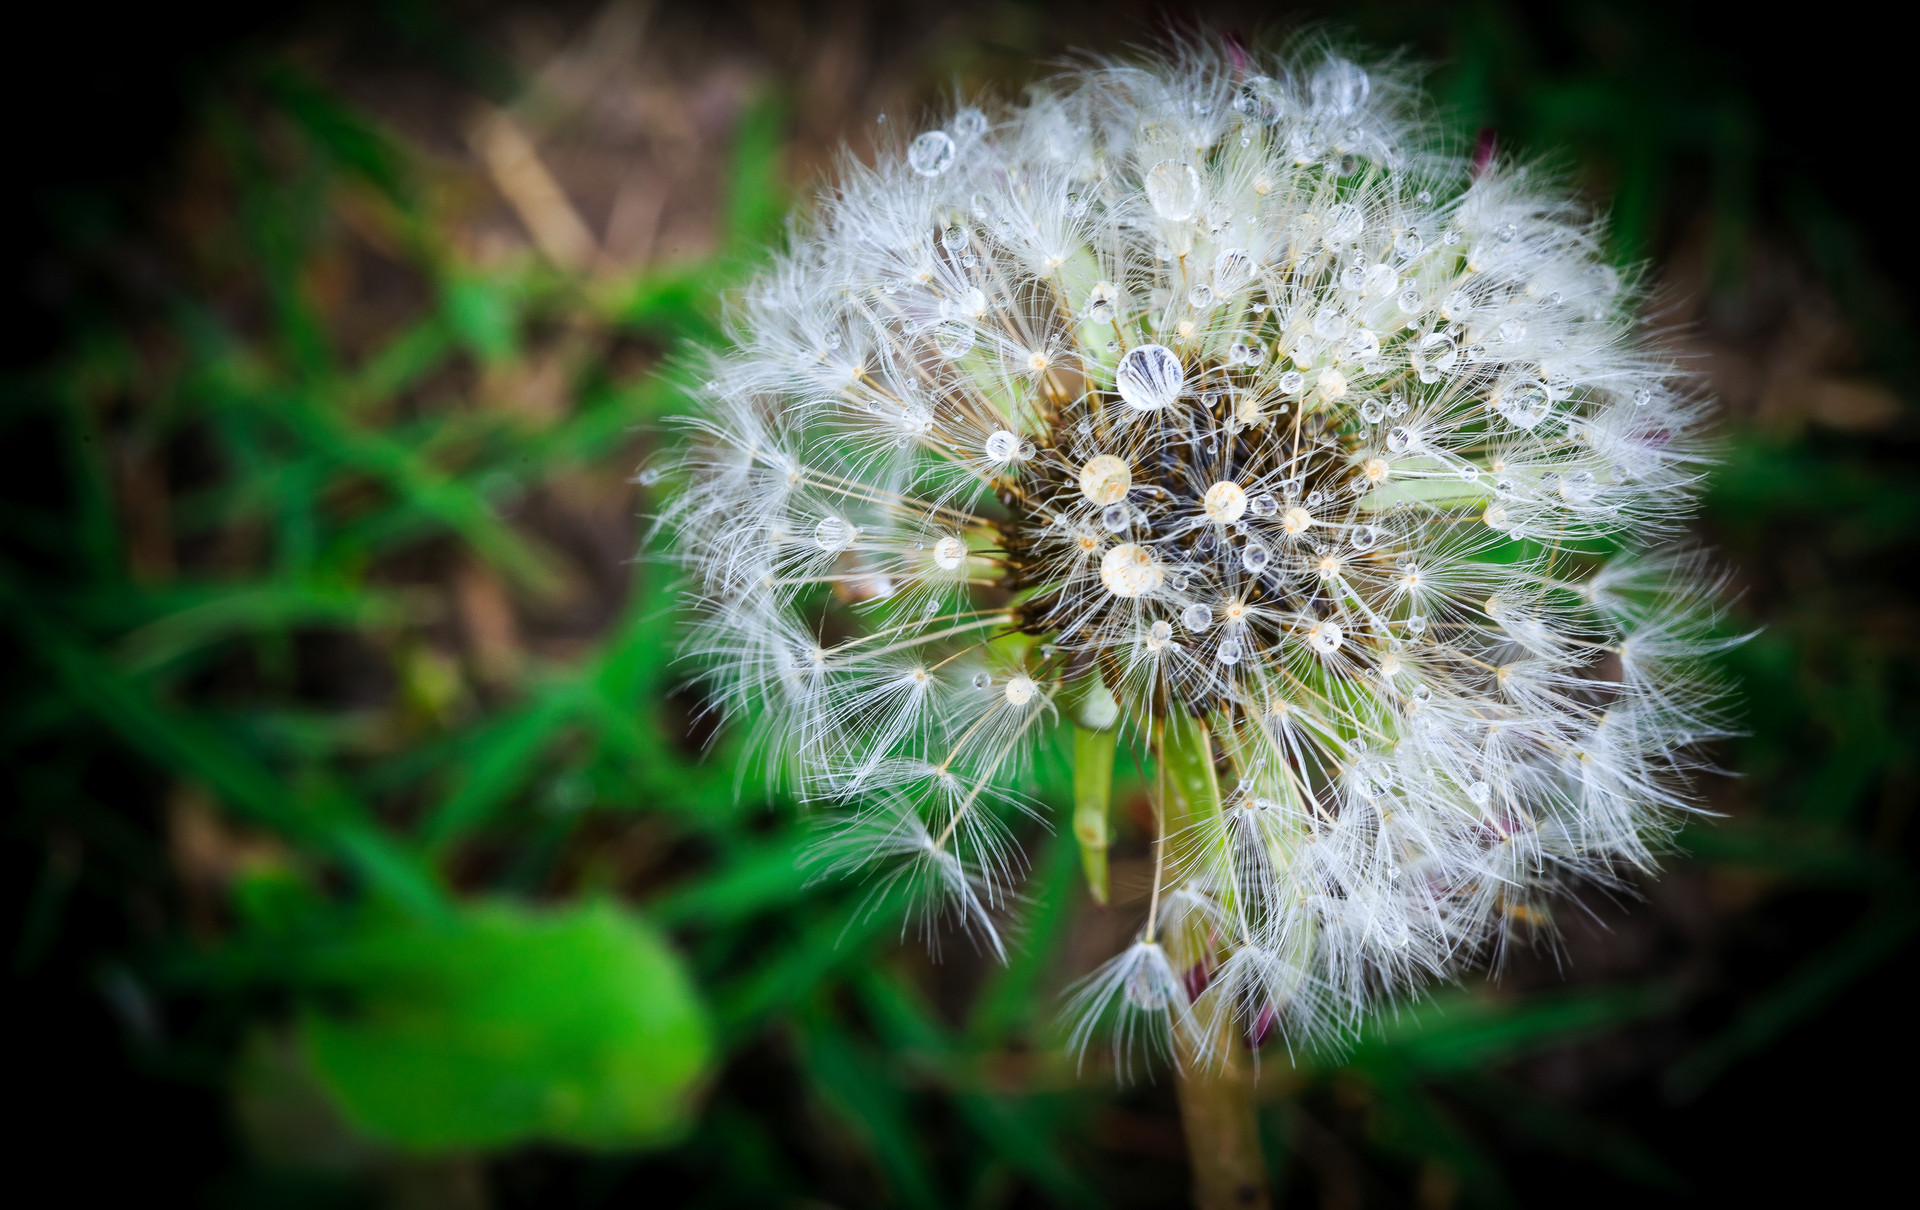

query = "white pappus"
[[660, 40, 1737, 1067]]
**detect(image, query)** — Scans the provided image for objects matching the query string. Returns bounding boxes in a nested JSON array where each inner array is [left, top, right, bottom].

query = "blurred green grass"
[[3, 5, 1916, 1207]]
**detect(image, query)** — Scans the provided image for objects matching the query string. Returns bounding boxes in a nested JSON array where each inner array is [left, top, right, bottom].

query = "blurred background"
[[4, 1, 1915, 1206]]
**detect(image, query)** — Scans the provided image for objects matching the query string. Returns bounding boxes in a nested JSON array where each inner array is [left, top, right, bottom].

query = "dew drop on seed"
[[1216, 638, 1243, 665], [1360, 400, 1384, 424], [932, 321, 975, 358], [1150, 619, 1173, 642], [972, 672, 992, 689], [1394, 230, 1423, 258], [1278, 370, 1304, 393], [1313, 307, 1347, 339], [1416, 189, 1433, 204], [814, 517, 853, 551], [1306, 490, 1325, 508], [1102, 504, 1129, 532], [1188, 284, 1214, 308], [1228, 342, 1251, 364], [934, 536, 967, 569], [1309, 620, 1344, 653], [1251, 492, 1278, 516], [1352, 524, 1381, 550], [1145, 159, 1202, 221], [1311, 57, 1371, 115], [942, 224, 968, 251], [1341, 266, 1365, 291], [636, 467, 662, 486], [1387, 426, 1411, 452], [1182, 603, 1212, 631], [983, 429, 1020, 461], [1116, 344, 1185, 411], [1018, 440, 1036, 459], [1398, 287, 1423, 314], [1086, 281, 1117, 323], [1468, 780, 1492, 806], [1634, 387, 1654, 407], [1242, 542, 1271, 572], [951, 107, 987, 139]]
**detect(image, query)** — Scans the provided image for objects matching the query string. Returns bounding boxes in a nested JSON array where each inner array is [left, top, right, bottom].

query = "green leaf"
[[302, 900, 713, 1152]]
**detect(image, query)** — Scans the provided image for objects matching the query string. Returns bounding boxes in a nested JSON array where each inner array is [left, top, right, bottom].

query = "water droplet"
[[1116, 344, 1185, 411], [814, 517, 854, 551], [1360, 400, 1384, 423], [942, 225, 968, 251], [1308, 620, 1344, 653], [909, 130, 956, 176], [1181, 603, 1212, 632], [1242, 542, 1271, 572], [1234, 76, 1280, 122], [1387, 426, 1411, 452], [1415, 189, 1433, 204], [1188, 284, 1215, 308], [951, 107, 988, 139], [1498, 318, 1526, 343], [636, 467, 662, 486], [1394, 229, 1423, 258], [1149, 619, 1173, 643], [1216, 638, 1243, 665], [934, 536, 967, 569], [1101, 504, 1129, 532], [1311, 57, 1371, 115], [1497, 380, 1551, 429], [1086, 281, 1118, 323], [1408, 615, 1427, 634], [1634, 387, 1654, 407], [1313, 306, 1347, 340], [1467, 780, 1492, 806], [1352, 524, 1381, 550], [983, 429, 1021, 462], [1145, 160, 1202, 221], [1341, 266, 1366, 291], [932, 321, 975, 358], [1228, 342, 1251, 365], [1398, 287, 1424, 315], [972, 672, 992, 689], [1214, 247, 1255, 293], [1250, 492, 1278, 516]]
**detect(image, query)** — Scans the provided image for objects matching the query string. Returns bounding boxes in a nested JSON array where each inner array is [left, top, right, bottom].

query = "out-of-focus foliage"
[[4, 3, 1914, 1207]]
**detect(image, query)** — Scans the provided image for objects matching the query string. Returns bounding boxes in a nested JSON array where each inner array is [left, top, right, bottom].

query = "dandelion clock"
[[660, 38, 1734, 1208]]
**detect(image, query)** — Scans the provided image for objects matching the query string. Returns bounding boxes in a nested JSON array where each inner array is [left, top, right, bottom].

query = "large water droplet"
[[932, 321, 975, 358], [1115, 344, 1185, 411], [814, 517, 853, 552], [1311, 58, 1371, 115], [908, 130, 956, 177], [1145, 160, 1202, 222]]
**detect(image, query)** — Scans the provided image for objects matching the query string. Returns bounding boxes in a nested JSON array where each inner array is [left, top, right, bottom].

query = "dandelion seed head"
[[666, 37, 1732, 1066]]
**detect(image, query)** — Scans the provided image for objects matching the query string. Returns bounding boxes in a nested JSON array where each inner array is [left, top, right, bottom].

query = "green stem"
[[1172, 1032, 1271, 1210], [1158, 708, 1270, 1210]]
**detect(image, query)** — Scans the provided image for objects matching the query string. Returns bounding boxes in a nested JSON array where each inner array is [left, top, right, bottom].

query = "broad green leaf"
[[303, 900, 713, 1152]]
